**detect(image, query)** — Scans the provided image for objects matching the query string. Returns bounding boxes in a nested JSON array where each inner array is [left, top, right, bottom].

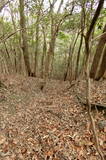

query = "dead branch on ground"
[[76, 94, 106, 110]]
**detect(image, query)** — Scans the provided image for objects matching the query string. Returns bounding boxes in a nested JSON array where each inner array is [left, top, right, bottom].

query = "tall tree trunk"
[[95, 44, 106, 80], [75, 4, 85, 79], [34, 0, 44, 77], [84, 1, 105, 159], [90, 24, 106, 78], [3, 42, 12, 73], [19, 0, 31, 76], [45, 35, 56, 78], [34, 15, 39, 77], [75, 34, 83, 79], [44, 3, 56, 79], [64, 44, 71, 81], [85, 0, 104, 63], [44, 0, 66, 79], [9, 3, 22, 73], [41, 27, 47, 78], [64, 31, 79, 81]]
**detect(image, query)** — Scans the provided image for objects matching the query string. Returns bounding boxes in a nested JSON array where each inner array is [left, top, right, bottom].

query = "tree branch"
[[0, 28, 25, 43], [86, 0, 104, 41]]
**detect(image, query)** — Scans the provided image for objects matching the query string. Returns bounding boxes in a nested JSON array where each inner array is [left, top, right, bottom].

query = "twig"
[[0, 27, 34, 43], [86, 55, 104, 160], [0, 28, 26, 43]]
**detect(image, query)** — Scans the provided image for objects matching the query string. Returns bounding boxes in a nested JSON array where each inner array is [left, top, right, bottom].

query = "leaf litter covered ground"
[[0, 75, 106, 160]]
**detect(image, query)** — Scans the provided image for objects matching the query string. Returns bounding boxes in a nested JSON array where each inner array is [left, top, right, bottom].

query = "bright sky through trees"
[[0, 0, 106, 20]]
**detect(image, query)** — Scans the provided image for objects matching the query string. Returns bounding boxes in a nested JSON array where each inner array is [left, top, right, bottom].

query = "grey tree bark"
[[19, 0, 31, 76]]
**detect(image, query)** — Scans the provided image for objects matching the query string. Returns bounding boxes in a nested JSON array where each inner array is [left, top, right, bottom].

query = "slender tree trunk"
[[0, 49, 9, 74], [44, 0, 60, 79], [19, 0, 31, 76], [85, 0, 104, 64], [95, 44, 106, 80], [75, 34, 83, 79], [64, 31, 80, 81], [1, 19, 12, 74], [45, 34, 56, 78], [84, 3, 105, 156], [9, 3, 22, 73], [90, 24, 106, 78], [34, 13, 40, 77], [64, 44, 71, 81], [3, 42, 12, 73], [34, 0, 44, 77], [41, 27, 47, 78], [49, 37, 56, 77], [75, 4, 85, 79], [84, 12, 105, 160]]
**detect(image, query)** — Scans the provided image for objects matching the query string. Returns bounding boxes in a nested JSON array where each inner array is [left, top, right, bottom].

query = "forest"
[[0, 0, 106, 159]]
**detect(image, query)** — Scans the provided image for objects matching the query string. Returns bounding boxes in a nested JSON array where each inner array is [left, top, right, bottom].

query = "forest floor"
[[0, 74, 106, 160]]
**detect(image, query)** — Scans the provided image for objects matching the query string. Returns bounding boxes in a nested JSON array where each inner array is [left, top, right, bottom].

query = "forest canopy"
[[0, 0, 106, 80]]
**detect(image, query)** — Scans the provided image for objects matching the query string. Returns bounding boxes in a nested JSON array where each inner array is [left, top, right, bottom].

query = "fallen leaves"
[[0, 75, 105, 159], [0, 135, 6, 145]]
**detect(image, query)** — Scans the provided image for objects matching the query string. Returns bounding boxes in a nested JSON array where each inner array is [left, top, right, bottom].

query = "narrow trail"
[[0, 75, 106, 160]]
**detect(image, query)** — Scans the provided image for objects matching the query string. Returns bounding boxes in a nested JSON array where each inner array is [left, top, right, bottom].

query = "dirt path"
[[0, 75, 106, 160]]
